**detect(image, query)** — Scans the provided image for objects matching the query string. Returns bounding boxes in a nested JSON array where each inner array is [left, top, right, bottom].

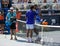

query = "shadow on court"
[[16, 39, 27, 43]]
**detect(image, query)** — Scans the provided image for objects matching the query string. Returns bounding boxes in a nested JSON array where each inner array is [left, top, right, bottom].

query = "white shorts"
[[26, 24, 34, 29]]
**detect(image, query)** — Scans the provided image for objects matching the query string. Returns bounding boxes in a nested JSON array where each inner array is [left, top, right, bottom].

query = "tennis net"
[[17, 20, 60, 46]]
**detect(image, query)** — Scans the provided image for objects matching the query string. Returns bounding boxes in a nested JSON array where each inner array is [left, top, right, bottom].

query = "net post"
[[41, 26, 44, 45]]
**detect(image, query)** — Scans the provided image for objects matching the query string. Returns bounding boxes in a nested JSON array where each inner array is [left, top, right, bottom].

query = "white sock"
[[29, 37, 32, 42]]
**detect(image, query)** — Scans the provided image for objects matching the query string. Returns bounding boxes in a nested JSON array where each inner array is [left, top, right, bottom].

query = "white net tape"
[[17, 20, 60, 28]]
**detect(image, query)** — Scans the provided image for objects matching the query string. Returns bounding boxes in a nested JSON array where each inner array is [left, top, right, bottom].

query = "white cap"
[[10, 7, 14, 10]]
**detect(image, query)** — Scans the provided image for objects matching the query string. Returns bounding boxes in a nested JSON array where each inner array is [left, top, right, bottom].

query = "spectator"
[[34, 5, 42, 24], [28, 0, 32, 3], [26, 5, 37, 42], [6, 7, 17, 40], [16, 9, 22, 32], [16, 9, 22, 20], [34, 5, 42, 42], [17, 0, 22, 3], [53, 0, 57, 3], [43, 0, 47, 3], [0, 12, 4, 34]]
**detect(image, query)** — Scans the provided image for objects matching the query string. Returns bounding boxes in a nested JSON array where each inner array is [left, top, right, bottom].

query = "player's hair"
[[30, 5, 35, 10]]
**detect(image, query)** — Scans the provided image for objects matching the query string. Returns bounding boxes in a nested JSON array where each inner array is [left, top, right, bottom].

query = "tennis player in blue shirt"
[[26, 5, 37, 42]]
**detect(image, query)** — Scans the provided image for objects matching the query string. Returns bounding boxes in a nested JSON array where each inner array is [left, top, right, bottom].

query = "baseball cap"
[[10, 7, 14, 10]]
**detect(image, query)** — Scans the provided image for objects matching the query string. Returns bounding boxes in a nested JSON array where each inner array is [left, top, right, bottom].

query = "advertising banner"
[[43, 15, 60, 25]]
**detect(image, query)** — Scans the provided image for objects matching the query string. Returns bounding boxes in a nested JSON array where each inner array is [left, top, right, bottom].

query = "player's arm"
[[40, 12, 42, 19], [39, 8, 42, 19], [6, 12, 10, 21]]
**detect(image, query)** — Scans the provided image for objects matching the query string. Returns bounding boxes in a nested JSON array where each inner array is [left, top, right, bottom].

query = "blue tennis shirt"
[[26, 10, 37, 24]]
